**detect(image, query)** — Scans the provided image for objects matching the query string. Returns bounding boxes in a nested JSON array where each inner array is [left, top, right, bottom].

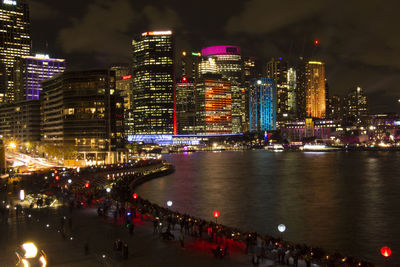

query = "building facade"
[[181, 51, 201, 81], [305, 61, 326, 118], [0, 0, 31, 103], [249, 78, 277, 132], [0, 99, 40, 143], [201, 45, 243, 133], [132, 31, 175, 135], [287, 67, 297, 119], [110, 64, 133, 135], [41, 70, 124, 164], [266, 58, 288, 121], [343, 86, 368, 122], [176, 77, 196, 134], [13, 54, 66, 102], [195, 74, 232, 134]]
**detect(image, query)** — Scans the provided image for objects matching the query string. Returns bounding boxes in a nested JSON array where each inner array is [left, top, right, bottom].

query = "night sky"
[[28, 0, 400, 113]]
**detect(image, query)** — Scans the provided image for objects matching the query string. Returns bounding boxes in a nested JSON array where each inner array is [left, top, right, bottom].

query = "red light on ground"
[[84, 183, 89, 188], [381, 246, 391, 258], [314, 40, 319, 45], [213, 210, 220, 218], [55, 176, 59, 181], [122, 75, 132, 80], [182, 76, 187, 83], [132, 193, 138, 199]]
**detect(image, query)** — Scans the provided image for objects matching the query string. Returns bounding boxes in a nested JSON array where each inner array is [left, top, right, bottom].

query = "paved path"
[[0, 188, 317, 267]]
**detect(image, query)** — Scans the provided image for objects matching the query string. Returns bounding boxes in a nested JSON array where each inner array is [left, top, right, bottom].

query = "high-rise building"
[[176, 76, 196, 134], [249, 78, 277, 132], [13, 54, 66, 102], [305, 61, 326, 118], [198, 57, 219, 77], [201, 45, 243, 133], [0, 0, 31, 103], [0, 99, 40, 143], [110, 64, 133, 135], [181, 51, 201, 80], [295, 58, 307, 119], [242, 57, 258, 132], [343, 86, 368, 121], [41, 70, 124, 164], [266, 58, 288, 121], [326, 95, 342, 120], [132, 31, 175, 135], [287, 67, 297, 118], [195, 74, 232, 134]]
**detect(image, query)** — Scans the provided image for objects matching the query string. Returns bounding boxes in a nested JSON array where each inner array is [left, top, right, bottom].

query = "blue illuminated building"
[[249, 78, 276, 132], [13, 54, 66, 101]]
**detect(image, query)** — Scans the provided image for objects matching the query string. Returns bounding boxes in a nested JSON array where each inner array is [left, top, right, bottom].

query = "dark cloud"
[[28, 0, 399, 112], [57, 0, 136, 64], [142, 6, 182, 30], [223, 0, 400, 112], [28, 0, 60, 20]]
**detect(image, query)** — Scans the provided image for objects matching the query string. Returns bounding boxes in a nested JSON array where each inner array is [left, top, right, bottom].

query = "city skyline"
[[26, 0, 400, 113]]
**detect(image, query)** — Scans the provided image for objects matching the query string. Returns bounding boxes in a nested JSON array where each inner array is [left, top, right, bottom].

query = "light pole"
[[278, 224, 286, 240], [213, 210, 220, 224], [166, 200, 173, 208], [380, 246, 391, 265]]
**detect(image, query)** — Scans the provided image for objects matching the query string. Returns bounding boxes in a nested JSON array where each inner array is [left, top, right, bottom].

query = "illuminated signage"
[[35, 54, 50, 59], [394, 121, 400, 126], [3, 0, 17, 5], [142, 31, 172, 36], [122, 75, 132, 80], [191, 52, 201, 56]]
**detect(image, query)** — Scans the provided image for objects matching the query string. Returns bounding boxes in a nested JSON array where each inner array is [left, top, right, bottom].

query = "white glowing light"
[[22, 242, 38, 258], [167, 201, 173, 207], [19, 190, 25, 201], [278, 224, 286, 233], [3, 0, 17, 5]]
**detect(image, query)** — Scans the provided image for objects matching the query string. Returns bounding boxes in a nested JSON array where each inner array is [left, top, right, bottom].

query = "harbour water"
[[136, 150, 400, 265]]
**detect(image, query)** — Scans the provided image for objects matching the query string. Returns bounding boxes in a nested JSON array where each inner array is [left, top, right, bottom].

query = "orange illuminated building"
[[305, 61, 326, 118], [196, 74, 232, 134]]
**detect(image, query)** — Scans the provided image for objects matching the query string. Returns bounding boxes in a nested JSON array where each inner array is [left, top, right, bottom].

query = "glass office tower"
[[0, 0, 31, 103], [131, 31, 175, 135]]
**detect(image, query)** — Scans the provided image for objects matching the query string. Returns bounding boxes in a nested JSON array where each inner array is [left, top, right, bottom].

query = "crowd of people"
[[128, 197, 376, 266]]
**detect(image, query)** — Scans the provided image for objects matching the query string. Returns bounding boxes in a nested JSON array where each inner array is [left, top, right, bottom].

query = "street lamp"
[[167, 200, 173, 207], [213, 210, 220, 224], [278, 224, 286, 240], [106, 188, 111, 193], [380, 246, 391, 258]]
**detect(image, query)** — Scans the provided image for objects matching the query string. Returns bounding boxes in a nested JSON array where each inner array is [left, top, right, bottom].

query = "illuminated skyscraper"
[[13, 54, 66, 102], [132, 31, 175, 135], [201, 45, 243, 133], [181, 51, 201, 80], [196, 74, 232, 134], [0, 0, 31, 103], [242, 57, 258, 132], [176, 76, 196, 134], [287, 67, 297, 118], [198, 57, 219, 77], [266, 58, 288, 121], [326, 95, 342, 120], [305, 61, 326, 118], [249, 78, 276, 132], [343, 86, 368, 121], [110, 64, 133, 135]]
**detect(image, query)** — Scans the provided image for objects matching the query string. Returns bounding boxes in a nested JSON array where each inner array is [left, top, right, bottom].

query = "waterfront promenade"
[[0, 159, 379, 266]]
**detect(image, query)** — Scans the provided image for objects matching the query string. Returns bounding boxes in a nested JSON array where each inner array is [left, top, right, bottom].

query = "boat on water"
[[301, 144, 342, 152], [265, 144, 285, 151]]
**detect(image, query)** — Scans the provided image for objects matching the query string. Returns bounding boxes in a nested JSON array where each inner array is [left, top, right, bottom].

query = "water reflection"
[[137, 151, 400, 266]]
